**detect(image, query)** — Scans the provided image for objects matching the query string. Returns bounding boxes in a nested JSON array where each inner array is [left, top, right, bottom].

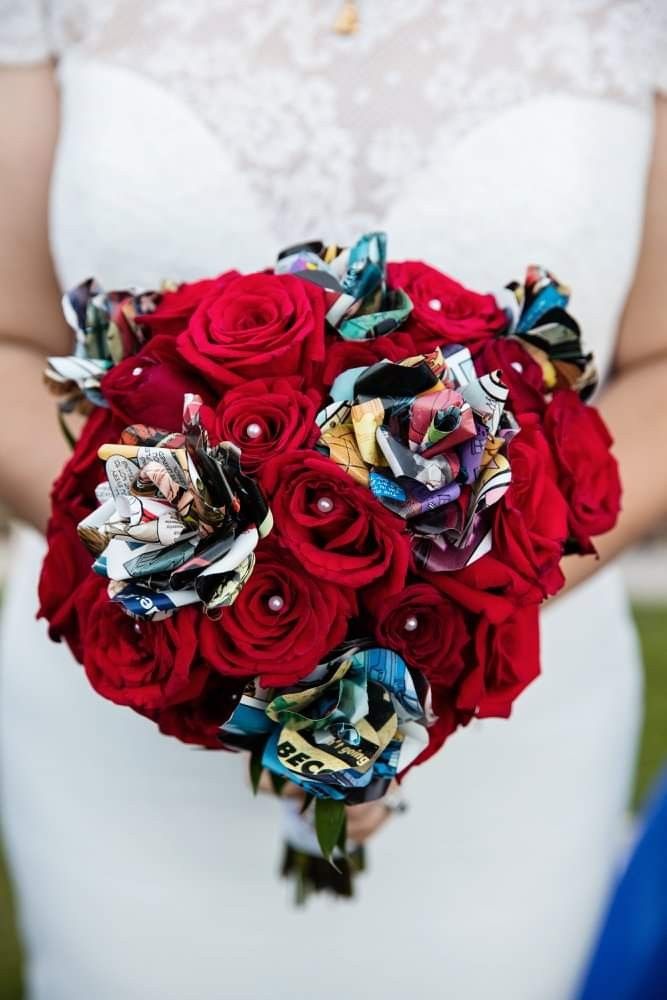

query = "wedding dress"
[[1, 3, 665, 998]]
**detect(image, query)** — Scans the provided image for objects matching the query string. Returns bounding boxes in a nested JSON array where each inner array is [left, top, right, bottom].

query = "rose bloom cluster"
[[39, 260, 621, 764]]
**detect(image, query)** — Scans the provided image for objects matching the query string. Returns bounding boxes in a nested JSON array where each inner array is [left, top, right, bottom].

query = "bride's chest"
[[49, 0, 661, 382]]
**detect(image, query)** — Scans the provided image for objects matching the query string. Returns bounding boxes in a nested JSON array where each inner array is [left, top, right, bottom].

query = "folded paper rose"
[[39, 232, 621, 900]]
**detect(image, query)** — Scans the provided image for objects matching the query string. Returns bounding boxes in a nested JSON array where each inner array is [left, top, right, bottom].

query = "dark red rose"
[[79, 577, 210, 712], [475, 337, 546, 417], [177, 272, 326, 391], [544, 389, 621, 553], [260, 452, 411, 594], [457, 604, 540, 719], [422, 560, 518, 624], [210, 376, 322, 473], [492, 415, 569, 601], [102, 334, 213, 430], [323, 329, 419, 389], [368, 582, 468, 685], [387, 261, 507, 353], [200, 541, 356, 687], [39, 406, 124, 655], [50, 405, 123, 510], [135, 271, 241, 339], [38, 517, 93, 662], [140, 673, 245, 749]]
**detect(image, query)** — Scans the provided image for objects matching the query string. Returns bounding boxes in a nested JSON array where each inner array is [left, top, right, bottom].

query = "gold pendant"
[[333, 1, 359, 35]]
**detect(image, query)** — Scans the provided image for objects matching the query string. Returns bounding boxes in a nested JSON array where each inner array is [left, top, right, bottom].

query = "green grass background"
[[1, 603, 665, 1000]]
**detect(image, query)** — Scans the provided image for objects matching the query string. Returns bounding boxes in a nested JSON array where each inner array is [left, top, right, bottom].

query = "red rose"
[[475, 337, 546, 417], [50, 405, 122, 510], [38, 517, 93, 662], [200, 541, 356, 687], [492, 415, 569, 601], [387, 261, 507, 353], [102, 334, 213, 430], [79, 577, 210, 712], [422, 560, 517, 624], [177, 272, 326, 390], [323, 329, 419, 389], [457, 604, 540, 719], [368, 582, 468, 685], [210, 376, 322, 473], [39, 406, 124, 655], [260, 451, 411, 594], [136, 271, 240, 339], [544, 389, 621, 552], [141, 674, 245, 749]]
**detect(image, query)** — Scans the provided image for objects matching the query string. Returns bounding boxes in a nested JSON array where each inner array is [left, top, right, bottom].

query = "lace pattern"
[[1, 0, 666, 239]]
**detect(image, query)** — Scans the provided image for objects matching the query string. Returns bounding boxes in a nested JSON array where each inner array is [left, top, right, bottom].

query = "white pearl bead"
[[245, 422, 263, 440], [316, 496, 334, 514], [428, 298, 442, 311], [403, 615, 419, 632], [132, 366, 143, 376], [511, 361, 524, 373], [268, 594, 284, 612], [133, 622, 142, 634]]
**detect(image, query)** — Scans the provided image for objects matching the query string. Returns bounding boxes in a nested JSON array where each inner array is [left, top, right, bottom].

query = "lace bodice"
[[2, 0, 666, 240]]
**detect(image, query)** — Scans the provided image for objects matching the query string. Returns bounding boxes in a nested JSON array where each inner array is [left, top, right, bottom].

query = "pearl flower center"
[[245, 422, 263, 440]]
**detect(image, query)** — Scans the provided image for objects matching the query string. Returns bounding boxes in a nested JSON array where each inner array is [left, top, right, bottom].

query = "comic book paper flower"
[[220, 643, 434, 804], [43, 278, 166, 415], [316, 345, 518, 572], [77, 394, 272, 619], [276, 232, 413, 341]]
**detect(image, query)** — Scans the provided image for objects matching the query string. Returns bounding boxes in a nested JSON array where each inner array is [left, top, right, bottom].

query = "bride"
[[1, 3, 666, 998]]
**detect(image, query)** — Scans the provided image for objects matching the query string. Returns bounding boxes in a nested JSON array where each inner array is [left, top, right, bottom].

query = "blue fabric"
[[578, 768, 667, 1000]]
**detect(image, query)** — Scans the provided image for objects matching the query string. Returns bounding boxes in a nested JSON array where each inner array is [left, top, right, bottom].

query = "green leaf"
[[269, 772, 287, 797], [249, 749, 263, 795], [314, 798, 346, 862]]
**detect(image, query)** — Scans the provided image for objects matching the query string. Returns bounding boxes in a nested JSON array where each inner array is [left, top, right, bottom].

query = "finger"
[[255, 771, 304, 799], [345, 804, 390, 843]]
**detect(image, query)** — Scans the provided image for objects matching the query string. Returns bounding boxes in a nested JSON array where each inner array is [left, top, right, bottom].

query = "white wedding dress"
[[1, 3, 665, 998]]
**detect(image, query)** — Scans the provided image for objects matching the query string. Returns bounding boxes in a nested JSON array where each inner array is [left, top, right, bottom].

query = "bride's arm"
[[0, 63, 72, 532], [562, 95, 667, 592]]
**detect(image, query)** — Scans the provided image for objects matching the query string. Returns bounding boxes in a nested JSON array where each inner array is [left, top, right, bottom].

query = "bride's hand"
[[344, 798, 392, 844], [257, 771, 395, 843]]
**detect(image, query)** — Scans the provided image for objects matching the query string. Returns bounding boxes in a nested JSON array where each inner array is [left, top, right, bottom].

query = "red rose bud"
[[199, 541, 356, 688], [368, 581, 468, 686], [457, 604, 541, 719], [492, 414, 569, 601], [177, 272, 326, 391], [387, 261, 507, 354], [139, 673, 245, 749], [136, 271, 241, 338], [544, 389, 622, 553], [102, 334, 213, 430], [79, 576, 211, 713], [211, 376, 322, 473], [260, 451, 411, 594]]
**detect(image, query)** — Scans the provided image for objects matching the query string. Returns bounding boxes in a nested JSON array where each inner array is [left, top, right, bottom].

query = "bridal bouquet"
[[39, 233, 621, 899]]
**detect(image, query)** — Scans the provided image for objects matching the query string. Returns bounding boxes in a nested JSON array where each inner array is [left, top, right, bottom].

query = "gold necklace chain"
[[333, 0, 360, 35]]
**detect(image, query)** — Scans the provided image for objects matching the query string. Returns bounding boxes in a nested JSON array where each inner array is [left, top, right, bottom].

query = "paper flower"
[[77, 394, 272, 619], [220, 642, 434, 804], [317, 345, 517, 572]]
